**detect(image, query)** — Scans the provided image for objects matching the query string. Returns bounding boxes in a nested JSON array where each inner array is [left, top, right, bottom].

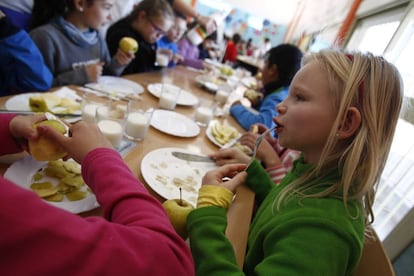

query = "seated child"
[[156, 15, 187, 68], [30, 0, 134, 86], [106, 0, 175, 74]]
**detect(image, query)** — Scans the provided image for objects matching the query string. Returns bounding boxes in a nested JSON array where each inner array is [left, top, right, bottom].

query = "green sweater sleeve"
[[187, 206, 244, 276], [246, 159, 275, 204]]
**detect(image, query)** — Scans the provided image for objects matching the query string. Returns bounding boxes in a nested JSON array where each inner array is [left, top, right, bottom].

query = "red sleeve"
[[0, 114, 22, 155], [0, 148, 194, 275]]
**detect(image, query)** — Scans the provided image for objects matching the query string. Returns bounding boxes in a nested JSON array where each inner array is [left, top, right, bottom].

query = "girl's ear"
[[337, 107, 361, 139], [74, 0, 85, 12]]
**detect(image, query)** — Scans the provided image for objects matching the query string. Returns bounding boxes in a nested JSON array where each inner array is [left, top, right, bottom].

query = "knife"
[[172, 151, 215, 163], [0, 109, 81, 117]]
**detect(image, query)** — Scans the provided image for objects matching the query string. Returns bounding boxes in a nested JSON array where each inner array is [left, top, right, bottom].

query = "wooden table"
[[0, 66, 254, 268]]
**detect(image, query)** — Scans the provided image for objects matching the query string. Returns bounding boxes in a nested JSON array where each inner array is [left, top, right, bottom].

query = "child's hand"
[[115, 48, 135, 65], [209, 148, 250, 166], [85, 62, 104, 83], [173, 53, 183, 64], [37, 121, 113, 164], [202, 163, 247, 193], [9, 114, 46, 151], [240, 132, 281, 168]]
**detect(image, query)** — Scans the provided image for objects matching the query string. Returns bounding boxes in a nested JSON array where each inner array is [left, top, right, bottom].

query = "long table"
[[0, 66, 254, 268]]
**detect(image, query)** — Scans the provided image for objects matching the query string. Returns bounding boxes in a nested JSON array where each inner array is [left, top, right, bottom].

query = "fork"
[[244, 125, 277, 171]]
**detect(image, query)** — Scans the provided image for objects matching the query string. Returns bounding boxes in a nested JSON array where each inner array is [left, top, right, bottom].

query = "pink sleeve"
[[266, 164, 288, 185], [0, 114, 22, 155], [0, 148, 194, 275]]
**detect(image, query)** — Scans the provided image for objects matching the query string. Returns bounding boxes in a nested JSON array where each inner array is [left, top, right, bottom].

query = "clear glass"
[[96, 101, 126, 149], [194, 99, 214, 127], [158, 84, 181, 110], [124, 100, 154, 141]]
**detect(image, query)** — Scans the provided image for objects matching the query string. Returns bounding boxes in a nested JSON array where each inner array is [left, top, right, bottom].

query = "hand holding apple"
[[29, 119, 68, 161], [119, 37, 139, 53]]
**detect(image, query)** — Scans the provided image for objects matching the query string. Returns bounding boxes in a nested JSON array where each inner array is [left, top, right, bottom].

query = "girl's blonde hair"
[[275, 50, 403, 226]]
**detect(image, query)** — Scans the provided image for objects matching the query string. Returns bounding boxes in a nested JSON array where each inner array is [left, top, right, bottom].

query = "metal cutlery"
[[245, 125, 277, 171], [0, 109, 80, 117], [172, 151, 215, 163]]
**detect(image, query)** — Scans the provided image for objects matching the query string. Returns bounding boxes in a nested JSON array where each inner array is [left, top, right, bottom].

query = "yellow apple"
[[119, 37, 139, 53], [29, 120, 67, 161], [162, 199, 194, 239]]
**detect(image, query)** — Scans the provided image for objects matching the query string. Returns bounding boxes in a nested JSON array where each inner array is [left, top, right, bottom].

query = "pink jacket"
[[265, 138, 301, 185], [0, 114, 194, 275]]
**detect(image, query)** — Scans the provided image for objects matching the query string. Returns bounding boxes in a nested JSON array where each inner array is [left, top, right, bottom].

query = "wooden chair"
[[354, 228, 395, 276]]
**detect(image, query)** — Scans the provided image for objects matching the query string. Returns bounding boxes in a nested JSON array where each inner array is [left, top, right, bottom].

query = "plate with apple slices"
[[141, 147, 217, 206], [4, 156, 99, 214]]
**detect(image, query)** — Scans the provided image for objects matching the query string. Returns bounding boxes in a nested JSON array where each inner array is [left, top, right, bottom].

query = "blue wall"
[[195, 3, 288, 47]]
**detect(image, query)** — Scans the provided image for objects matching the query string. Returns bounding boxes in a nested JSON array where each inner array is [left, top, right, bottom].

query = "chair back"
[[354, 228, 395, 276]]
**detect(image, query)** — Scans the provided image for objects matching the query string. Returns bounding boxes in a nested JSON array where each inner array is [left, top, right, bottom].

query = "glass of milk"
[[214, 89, 230, 106], [124, 100, 154, 141], [81, 92, 105, 123], [96, 102, 126, 149], [194, 99, 213, 127], [159, 84, 181, 110], [155, 49, 170, 67]]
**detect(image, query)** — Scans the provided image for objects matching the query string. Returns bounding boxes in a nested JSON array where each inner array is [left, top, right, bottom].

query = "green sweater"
[[187, 158, 365, 275]]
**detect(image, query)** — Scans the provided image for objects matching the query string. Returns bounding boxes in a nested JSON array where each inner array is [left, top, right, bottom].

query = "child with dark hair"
[[29, 0, 134, 87], [106, 0, 175, 74], [230, 43, 303, 132], [222, 33, 241, 63]]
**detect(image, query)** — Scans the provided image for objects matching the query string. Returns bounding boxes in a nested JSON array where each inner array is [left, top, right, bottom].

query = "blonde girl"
[[187, 50, 403, 275]]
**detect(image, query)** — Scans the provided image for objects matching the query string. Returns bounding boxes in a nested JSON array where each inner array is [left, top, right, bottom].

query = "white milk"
[[97, 119, 123, 148], [215, 90, 229, 105], [156, 53, 169, 67], [82, 104, 98, 123], [96, 106, 110, 121], [125, 112, 149, 140], [159, 92, 177, 110], [195, 106, 213, 127]]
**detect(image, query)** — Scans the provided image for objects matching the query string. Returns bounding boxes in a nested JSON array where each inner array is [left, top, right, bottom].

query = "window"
[[346, 5, 414, 254], [347, 7, 404, 55]]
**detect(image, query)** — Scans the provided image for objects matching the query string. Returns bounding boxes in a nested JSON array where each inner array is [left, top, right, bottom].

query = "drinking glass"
[[96, 101, 126, 149], [195, 99, 213, 127], [124, 100, 154, 141], [81, 92, 106, 123], [159, 84, 181, 110]]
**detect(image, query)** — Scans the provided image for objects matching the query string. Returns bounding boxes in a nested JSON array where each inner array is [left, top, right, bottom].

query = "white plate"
[[141, 147, 217, 206], [206, 120, 241, 148], [5, 87, 81, 114], [150, 109, 200, 137], [147, 83, 199, 106], [85, 76, 144, 96], [4, 156, 99, 214], [194, 75, 220, 92], [204, 58, 222, 68]]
